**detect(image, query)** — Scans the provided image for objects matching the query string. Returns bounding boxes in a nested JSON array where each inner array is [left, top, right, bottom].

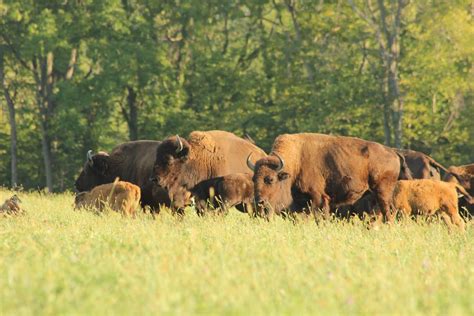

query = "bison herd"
[[73, 130, 473, 230]]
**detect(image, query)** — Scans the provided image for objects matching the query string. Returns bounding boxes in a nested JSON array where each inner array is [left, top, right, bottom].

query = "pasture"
[[1, 189, 473, 315]]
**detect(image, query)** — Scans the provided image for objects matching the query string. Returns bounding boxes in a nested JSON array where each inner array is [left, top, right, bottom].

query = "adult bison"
[[150, 130, 266, 211], [247, 133, 410, 223], [75, 141, 170, 210], [443, 163, 474, 216], [395, 149, 447, 180]]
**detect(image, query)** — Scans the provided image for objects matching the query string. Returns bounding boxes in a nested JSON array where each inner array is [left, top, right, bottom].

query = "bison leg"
[[441, 204, 465, 232], [373, 186, 396, 224], [449, 213, 465, 231], [439, 212, 455, 231], [195, 198, 208, 216], [308, 191, 331, 220]]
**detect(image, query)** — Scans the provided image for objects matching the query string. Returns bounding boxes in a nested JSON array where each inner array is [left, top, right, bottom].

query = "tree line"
[[0, 0, 472, 192]]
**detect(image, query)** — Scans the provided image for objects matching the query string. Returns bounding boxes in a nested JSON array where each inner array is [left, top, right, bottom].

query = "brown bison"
[[151, 130, 266, 211], [75, 180, 141, 216], [395, 149, 447, 180], [247, 133, 410, 222], [0, 195, 23, 216], [443, 163, 474, 216], [339, 149, 446, 218], [392, 179, 471, 230], [75, 141, 170, 211], [191, 173, 254, 215]]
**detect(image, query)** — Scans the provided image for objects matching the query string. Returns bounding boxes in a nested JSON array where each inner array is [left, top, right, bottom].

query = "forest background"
[[0, 0, 472, 192]]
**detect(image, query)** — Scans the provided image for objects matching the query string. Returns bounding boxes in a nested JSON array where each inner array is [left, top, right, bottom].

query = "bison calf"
[[392, 179, 469, 230], [75, 181, 141, 216], [0, 195, 23, 216], [191, 173, 254, 215]]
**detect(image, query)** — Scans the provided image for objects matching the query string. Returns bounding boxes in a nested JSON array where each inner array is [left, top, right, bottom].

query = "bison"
[[75, 180, 141, 216], [191, 173, 254, 215], [395, 149, 447, 180], [247, 133, 410, 223], [443, 163, 474, 216], [74, 140, 170, 211], [392, 179, 471, 230], [150, 130, 266, 212], [338, 149, 446, 219]]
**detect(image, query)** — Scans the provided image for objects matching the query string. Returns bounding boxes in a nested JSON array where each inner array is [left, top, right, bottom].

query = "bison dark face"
[[444, 172, 471, 191], [247, 154, 292, 216], [151, 135, 192, 207], [74, 151, 112, 192], [74, 192, 87, 209]]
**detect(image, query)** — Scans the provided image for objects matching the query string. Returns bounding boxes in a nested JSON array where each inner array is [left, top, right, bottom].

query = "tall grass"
[[0, 189, 472, 315]]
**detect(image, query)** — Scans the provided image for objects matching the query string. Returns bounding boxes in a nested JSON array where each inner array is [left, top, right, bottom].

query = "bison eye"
[[264, 176, 274, 184], [159, 155, 172, 166]]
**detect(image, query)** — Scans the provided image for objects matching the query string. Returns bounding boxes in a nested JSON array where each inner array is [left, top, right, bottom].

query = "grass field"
[[0, 189, 473, 315]]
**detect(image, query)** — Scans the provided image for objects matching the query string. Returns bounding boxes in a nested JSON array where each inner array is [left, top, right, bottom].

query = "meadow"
[[1, 189, 473, 315]]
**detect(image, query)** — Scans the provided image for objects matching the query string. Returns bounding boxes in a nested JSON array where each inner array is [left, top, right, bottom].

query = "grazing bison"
[[151, 130, 266, 211], [395, 149, 447, 180], [75, 180, 141, 216], [191, 173, 254, 215], [75, 141, 170, 211], [443, 163, 474, 216], [0, 195, 23, 216], [247, 133, 410, 223], [392, 179, 471, 230]]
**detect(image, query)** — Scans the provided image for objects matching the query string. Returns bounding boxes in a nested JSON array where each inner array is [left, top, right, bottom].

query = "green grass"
[[1, 189, 473, 315]]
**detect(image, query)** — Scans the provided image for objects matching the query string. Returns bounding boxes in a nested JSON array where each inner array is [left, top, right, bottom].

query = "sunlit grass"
[[0, 189, 472, 315]]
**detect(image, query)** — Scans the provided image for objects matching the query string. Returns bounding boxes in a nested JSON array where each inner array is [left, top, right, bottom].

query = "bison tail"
[[396, 152, 413, 180], [427, 157, 449, 175], [454, 184, 474, 204], [446, 171, 467, 187]]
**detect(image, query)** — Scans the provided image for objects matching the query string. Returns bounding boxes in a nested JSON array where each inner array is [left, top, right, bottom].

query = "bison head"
[[247, 153, 292, 216], [74, 150, 112, 192], [74, 191, 87, 209], [444, 168, 472, 192], [151, 135, 192, 208]]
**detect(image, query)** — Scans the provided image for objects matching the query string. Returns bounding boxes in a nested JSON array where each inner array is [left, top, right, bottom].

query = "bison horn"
[[175, 135, 184, 153], [87, 150, 94, 166], [274, 153, 285, 172], [246, 154, 256, 171]]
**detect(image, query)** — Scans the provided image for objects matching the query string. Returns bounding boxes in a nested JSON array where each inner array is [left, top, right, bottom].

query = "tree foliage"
[[0, 0, 472, 191]]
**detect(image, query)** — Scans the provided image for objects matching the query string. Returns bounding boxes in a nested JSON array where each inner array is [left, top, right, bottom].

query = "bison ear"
[[278, 172, 289, 181]]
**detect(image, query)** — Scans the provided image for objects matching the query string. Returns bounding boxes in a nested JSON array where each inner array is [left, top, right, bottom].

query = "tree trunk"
[[127, 86, 138, 140], [285, 0, 315, 82], [0, 48, 18, 187], [39, 119, 54, 191], [120, 86, 138, 141], [348, 0, 406, 148], [381, 75, 392, 146], [5, 90, 18, 187], [388, 48, 403, 149], [380, 0, 405, 149], [32, 55, 54, 192]]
